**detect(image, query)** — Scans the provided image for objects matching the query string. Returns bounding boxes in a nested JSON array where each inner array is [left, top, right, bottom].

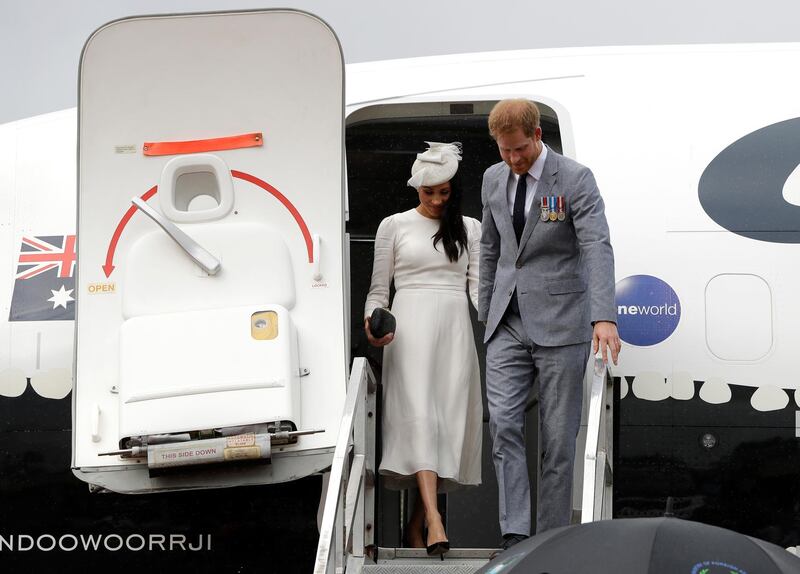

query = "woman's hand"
[[365, 317, 394, 347]]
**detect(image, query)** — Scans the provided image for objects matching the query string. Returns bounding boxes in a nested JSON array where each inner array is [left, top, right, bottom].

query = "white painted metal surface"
[[119, 304, 298, 436], [0, 110, 76, 401], [72, 9, 347, 491]]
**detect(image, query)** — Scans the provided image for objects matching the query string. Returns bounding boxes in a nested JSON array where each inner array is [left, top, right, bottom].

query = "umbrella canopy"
[[476, 518, 800, 574]]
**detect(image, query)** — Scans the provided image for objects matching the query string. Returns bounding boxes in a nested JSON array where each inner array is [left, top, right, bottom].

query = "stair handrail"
[[581, 353, 614, 523], [313, 357, 376, 574]]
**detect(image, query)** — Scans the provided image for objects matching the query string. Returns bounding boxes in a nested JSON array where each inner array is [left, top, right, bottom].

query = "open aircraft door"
[[72, 10, 347, 493]]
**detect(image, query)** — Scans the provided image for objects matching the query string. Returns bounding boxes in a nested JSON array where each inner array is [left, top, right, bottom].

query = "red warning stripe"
[[143, 133, 263, 156]]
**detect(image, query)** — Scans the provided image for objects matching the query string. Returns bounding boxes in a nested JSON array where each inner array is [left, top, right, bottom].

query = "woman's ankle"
[[425, 513, 447, 542], [425, 510, 443, 525]]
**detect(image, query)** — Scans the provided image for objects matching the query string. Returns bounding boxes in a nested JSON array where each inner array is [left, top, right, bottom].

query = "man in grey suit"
[[478, 99, 621, 551]]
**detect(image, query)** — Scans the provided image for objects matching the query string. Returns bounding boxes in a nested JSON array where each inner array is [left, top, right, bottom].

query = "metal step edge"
[[363, 564, 486, 574], [374, 547, 496, 560], [362, 547, 492, 574]]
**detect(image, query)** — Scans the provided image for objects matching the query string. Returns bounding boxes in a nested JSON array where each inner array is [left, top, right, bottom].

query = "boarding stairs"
[[313, 355, 614, 574]]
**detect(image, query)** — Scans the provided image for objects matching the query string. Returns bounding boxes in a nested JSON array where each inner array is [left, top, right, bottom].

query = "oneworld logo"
[[615, 275, 681, 346], [691, 560, 748, 574]]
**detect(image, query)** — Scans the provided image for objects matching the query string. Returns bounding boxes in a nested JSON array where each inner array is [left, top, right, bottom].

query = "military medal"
[[548, 196, 558, 221], [540, 196, 549, 222], [557, 196, 566, 221]]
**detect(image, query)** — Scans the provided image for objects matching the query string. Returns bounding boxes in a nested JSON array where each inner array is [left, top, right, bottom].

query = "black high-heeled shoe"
[[426, 540, 450, 557]]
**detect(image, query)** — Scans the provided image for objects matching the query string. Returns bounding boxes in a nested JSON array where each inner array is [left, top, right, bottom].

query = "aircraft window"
[[175, 171, 221, 211], [705, 274, 773, 361]]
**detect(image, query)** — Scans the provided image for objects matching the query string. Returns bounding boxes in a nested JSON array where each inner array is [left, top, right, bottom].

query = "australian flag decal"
[[9, 235, 76, 321]]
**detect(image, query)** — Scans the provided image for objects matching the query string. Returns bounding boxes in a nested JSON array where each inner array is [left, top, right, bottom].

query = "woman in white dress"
[[364, 142, 483, 556]]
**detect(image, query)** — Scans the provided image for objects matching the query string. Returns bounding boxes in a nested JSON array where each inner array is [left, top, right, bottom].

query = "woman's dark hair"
[[432, 173, 468, 262]]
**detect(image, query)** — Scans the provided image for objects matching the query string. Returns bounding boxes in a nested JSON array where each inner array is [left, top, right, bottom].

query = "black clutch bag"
[[369, 308, 396, 338]]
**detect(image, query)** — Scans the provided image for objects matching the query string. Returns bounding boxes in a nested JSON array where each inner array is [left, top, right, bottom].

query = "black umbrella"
[[476, 518, 800, 574]]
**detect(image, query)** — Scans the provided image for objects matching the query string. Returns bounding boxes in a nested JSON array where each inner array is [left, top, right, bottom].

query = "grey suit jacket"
[[478, 148, 616, 346]]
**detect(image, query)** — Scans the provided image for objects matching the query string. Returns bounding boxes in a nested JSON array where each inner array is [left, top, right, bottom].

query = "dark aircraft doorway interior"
[[345, 100, 563, 548]]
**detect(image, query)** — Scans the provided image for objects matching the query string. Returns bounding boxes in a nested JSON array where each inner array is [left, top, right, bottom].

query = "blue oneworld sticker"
[[615, 275, 681, 346]]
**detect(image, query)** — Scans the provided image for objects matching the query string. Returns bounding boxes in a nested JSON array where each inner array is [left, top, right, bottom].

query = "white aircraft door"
[[73, 10, 347, 493]]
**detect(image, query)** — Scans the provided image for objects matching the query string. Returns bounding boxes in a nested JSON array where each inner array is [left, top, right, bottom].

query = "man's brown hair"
[[488, 99, 540, 139]]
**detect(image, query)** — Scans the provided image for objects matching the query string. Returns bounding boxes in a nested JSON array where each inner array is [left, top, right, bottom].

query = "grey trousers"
[[486, 309, 590, 536]]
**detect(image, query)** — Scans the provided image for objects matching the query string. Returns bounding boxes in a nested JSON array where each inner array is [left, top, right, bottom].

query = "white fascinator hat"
[[407, 141, 462, 188]]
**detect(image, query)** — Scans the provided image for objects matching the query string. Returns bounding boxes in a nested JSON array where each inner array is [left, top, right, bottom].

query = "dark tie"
[[513, 173, 527, 243]]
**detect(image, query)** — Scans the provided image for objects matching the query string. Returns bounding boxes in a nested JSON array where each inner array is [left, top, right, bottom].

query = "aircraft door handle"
[[312, 233, 322, 281], [132, 197, 221, 276], [91, 403, 101, 443]]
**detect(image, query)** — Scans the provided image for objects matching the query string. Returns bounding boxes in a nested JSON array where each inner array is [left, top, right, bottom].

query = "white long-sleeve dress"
[[364, 208, 483, 491]]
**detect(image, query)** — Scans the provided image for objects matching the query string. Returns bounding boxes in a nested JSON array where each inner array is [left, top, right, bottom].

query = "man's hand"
[[593, 321, 621, 365], [365, 317, 394, 347]]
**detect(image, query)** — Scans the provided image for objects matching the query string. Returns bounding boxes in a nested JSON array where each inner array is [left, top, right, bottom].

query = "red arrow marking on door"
[[101, 172, 313, 278], [231, 170, 314, 263], [102, 185, 158, 278]]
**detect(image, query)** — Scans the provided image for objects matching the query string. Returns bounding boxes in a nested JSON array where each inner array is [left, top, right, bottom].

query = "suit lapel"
[[517, 149, 559, 254], [490, 164, 517, 247]]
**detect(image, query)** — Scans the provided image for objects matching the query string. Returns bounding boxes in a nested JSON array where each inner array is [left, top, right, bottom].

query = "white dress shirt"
[[506, 144, 548, 219]]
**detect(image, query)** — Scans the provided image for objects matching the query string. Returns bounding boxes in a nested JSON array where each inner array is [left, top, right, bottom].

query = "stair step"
[[362, 548, 493, 574], [363, 566, 485, 574]]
